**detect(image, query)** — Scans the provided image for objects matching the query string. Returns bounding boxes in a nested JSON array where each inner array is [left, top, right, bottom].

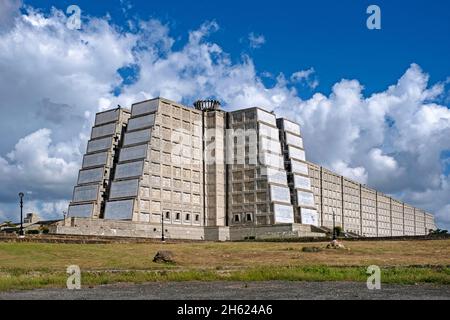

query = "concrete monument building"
[[53, 97, 437, 240]]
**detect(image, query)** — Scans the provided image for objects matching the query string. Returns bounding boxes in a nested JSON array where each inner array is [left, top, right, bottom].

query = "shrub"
[[429, 229, 449, 235], [40, 226, 50, 234], [333, 226, 342, 237]]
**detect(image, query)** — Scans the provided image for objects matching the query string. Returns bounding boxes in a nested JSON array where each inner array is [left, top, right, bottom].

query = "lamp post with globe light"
[[18, 192, 24, 237]]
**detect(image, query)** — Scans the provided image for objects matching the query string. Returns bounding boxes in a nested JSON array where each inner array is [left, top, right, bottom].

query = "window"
[[175, 212, 181, 220], [165, 211, 170, 219], [233, 113, 243, 122], [245, 111, 255, 121], [246, 213, 252, 222], [233, 183, 243, 192], [234, 214, 240, 222], [195, 215, 200, 222], [245, 170, 254, 179], [185, 214, 190, 221]]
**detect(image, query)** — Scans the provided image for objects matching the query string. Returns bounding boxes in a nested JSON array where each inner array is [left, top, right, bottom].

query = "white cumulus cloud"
[[291, 67, 319, 89], [248, 32, 266, 49], [0, 0, 22, 30]]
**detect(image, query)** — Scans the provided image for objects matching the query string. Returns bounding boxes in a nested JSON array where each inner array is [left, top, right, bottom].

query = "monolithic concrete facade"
[[306, 162, 437, 237], [278, 118, 319, 226], [68, 108, 131, 219], [103, 99, 204, 227], [59, 97, 437, 240], [226, 108, 301, 227]]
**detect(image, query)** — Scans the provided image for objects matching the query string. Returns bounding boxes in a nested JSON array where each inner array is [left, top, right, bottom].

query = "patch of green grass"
[[226, 266, 450, 284], [0, 266, 448, 292], [1, 240, 449, 291]]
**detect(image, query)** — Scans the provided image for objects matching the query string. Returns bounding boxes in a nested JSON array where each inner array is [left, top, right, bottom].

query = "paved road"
[[1, 281, 449, 300]]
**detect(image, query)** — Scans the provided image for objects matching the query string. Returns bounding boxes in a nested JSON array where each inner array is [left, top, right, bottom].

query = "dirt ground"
[[1, 281, 449, 300]]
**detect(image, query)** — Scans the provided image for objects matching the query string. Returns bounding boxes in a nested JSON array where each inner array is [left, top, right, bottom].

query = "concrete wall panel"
[[273, 204, 294, 223], [270, 185, 291, 203], [291, 160, 309, 175], [281, 119, 301, 136], [82, 152, 109, 168], [264, 168, 288, 185], [119, 145, 148, 162], [91, 123, 116, 139], [87, 137, 113, 153], [104, 200, 134, 220], [109, 179, 139, 199], [261, 152, 284, 169], [123, 129, 151, 146], [257, 109, 277, 126], [259, 123, 279, 140], [78, 168, 104, 184], [131, 100, 159, 117], [73, 185, 100, 202], [115, 161, 144, 179], [300, 208, 319, 226], [68, 203, 94, 218], [95, 109, 119, 126], [127, 114, 155, 131], [288, 146, 306, 161], [297, 190, 315, 207], [294, 175, 311, 190], [260, 136, 282, 154], [285, 133, 303, 148]]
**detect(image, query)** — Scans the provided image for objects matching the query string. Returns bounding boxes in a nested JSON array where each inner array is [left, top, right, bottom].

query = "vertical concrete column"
[[375, 191, 379, 237], [359, 184, 363, 235], [402, 203, 405, 236], [389, 198, 393, 236], [341, 176, 345, 231], [204, 110, 227, 226], [320, 166, 324, 227]]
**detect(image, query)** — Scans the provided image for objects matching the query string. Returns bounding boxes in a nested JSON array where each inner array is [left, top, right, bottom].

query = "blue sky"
[[25, 0, 450, 99], [0, 0, 449, 230]]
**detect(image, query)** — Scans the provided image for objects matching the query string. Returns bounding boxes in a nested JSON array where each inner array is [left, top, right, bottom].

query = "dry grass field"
[[0, 239, 449, 291]]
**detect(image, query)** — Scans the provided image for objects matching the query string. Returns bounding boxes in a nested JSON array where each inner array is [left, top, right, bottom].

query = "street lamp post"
[[161, 212, 167, 242], [332, 209, 336, 240], [18, 192, 24, 237]]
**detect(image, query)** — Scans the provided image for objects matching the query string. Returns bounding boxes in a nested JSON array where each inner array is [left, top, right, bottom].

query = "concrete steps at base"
[[47, 218, 328, 241], [292, 224, 327, 238]]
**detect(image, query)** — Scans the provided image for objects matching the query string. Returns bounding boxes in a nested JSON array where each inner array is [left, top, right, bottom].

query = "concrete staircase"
[[292, 224, 327, 238]]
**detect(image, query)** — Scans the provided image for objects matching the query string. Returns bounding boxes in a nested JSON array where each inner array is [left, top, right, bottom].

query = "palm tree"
[[2, 221, 16, 227]]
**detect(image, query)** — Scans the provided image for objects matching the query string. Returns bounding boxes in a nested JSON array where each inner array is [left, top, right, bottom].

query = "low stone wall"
[[52, 218, 205, 240], [227, 224, 325, 241], [204, 226, 230, 241], [51, 218, 327, 241]]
